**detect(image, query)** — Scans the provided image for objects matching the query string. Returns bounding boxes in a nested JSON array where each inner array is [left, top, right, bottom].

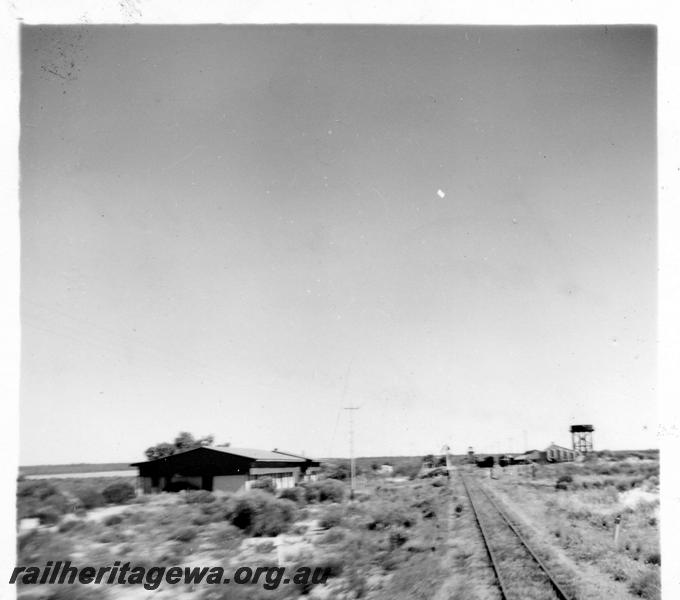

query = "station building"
[[131, 446, 320, 494]]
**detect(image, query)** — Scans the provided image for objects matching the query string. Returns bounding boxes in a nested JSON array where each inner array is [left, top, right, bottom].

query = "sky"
[[19, 25, 657, 465]]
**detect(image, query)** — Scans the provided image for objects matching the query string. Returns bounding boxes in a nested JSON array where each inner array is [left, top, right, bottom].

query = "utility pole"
[[344, 406, 360, 500]]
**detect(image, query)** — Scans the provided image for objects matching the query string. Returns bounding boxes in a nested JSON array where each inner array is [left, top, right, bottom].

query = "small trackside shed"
[[131, 446, 320, 494]]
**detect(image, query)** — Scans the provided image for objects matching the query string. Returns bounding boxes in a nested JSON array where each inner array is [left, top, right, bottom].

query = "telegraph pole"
[[344, 406, 360, 500]]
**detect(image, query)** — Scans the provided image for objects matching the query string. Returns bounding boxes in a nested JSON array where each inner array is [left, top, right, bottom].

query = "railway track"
[[460, 474, 576, 600]]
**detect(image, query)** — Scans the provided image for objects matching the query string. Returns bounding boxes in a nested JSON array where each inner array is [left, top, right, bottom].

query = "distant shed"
[[512, 445, 578, 464], [512, 449, 543, 464], [131, 446, 320, 494], [544, 443, 578, 463]]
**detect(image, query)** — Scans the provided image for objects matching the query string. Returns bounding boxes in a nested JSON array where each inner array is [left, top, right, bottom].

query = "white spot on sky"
[[437, 189, 446, 199]]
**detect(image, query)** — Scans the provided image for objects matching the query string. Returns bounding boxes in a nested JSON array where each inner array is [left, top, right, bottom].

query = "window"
[[252, 472, 293, 481]]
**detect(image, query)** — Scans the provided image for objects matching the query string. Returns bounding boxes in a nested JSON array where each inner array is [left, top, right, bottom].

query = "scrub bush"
[[629, 570, 661, 599], [17, 480, 70, 520], [76, 486, 106, 510], [226, 491, 296, 537], [278, 487, 303, 503], [298, 479, 346, 503], [103, 514, 124, 527], [250, 478, 276, 494], [317, 479, 346, 502], [169, 525, 198, 543], [184, 490, 215, 504], [36, 506, 61, 525], [102, 482, 135, 504], [555, 474, 574, 490], [318, 504, 345, 529]]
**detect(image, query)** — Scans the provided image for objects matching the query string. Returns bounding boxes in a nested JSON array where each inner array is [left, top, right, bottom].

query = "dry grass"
[[488, 454, 660, 600], [16, 477, 457, 600]]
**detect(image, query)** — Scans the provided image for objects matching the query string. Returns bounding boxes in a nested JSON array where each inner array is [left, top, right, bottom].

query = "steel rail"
[[476, 483, 574, 600], [461, 474, 575, 600], [460, 475, 511, 600]]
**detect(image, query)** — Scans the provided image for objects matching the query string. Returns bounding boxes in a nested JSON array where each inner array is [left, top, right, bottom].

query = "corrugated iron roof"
[[212, 446, 303, 462], [270, 449, 311, 460], [131, 445, 314, 466], [545, 443, 575, 452]]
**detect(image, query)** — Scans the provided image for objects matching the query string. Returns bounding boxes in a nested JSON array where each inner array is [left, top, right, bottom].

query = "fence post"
[[614, 514, 622, 546]]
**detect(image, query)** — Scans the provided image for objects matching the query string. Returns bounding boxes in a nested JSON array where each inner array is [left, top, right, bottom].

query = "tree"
[[102, 482, 136, 504], [144, 432, 215, 461], [144, 442, 177, 461], [174, 431, 214, 451]]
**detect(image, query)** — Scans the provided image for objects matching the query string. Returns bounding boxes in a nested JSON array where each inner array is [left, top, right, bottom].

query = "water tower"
[[570, 424, 594, 453]]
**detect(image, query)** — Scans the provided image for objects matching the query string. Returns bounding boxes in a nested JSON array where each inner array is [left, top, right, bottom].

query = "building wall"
[[248, 467, 299, 490], [213, 475, 249, 493], [546, 446, 576, 462], [141, 475, 204, 493], [170, 475, 202, 489]]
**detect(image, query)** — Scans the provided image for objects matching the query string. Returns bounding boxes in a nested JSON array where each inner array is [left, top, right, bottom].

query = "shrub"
[[555, 474, 574, 490], [103, 514, 124, 527], [394, 460, 423, 479], [170, 525, 198, 543], [184, 490, 215, 504], [388, 529, 410, 549], [304, 557, 343, 578], [629, 570, 661, 599], [412, 499, 437, 519], [255, 540, 276, 553], [645, 551, 661, 566], [320, 528, 346, 544], [155, 542, 189, 565], [102, 482, 136, 504], [17, 480, 71, 520], [76, 486, 106, 510], [207, 522, 243, 550], [278, 487, 303, 503], [43, 493, 70, 513], [404, 537, 431, 553], [299, 482, 321, 503], [317, 479, 346, 503], [250, 477, 276, 494], [18, 480, 60, 501], [322, 461, 350, 480], [298, 479, 346, 503], [58, 519, 84, 533], [201, 500, 226, 517], [367, 503, 415, 530], [226, 491, 296, 537], [36, 506, 61, 525], [18, 529, 75, 565], [319, 504, 345, 529], [191, 513, 211, 526]]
